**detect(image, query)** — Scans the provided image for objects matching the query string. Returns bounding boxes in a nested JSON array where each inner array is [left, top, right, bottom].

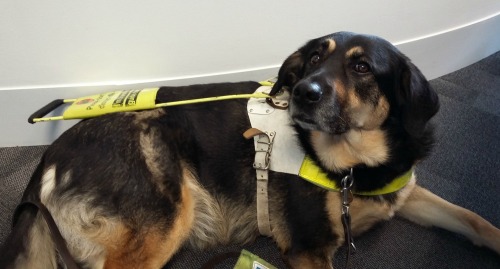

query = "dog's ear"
[[396, 58, 440, 137], [270, 51, 304, 96]]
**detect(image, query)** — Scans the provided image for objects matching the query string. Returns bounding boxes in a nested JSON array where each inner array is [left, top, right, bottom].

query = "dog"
[[1, 31, 499, 269]]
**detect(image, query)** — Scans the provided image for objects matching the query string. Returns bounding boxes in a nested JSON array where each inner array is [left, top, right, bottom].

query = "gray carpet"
[[1, 52, 499, 268]]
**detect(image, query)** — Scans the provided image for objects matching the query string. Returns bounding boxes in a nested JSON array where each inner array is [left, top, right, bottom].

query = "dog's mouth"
[[292, 115, 317, 130], [292, 114, 349, 135]]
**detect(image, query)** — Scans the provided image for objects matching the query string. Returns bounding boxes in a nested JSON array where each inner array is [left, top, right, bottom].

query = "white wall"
[[1, 1, 500, 146]]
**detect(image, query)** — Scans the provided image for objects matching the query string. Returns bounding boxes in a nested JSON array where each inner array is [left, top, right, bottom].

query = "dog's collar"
[[299, 156, 414, 195]]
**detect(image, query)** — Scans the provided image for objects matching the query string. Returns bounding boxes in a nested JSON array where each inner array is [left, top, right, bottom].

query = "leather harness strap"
[[13, 201, 80, 269], [243, 128, 275, 237]]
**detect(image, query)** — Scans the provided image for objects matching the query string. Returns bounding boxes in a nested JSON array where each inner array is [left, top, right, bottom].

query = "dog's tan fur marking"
[[324, 38, 336, 54], [139, 126, 181, 202], [288, 252, 333, 269], [398, 185, 500, 253], [370, 97, 390, 128], [345, 46, 364, 58], [346, 90, 390, 130], [40, 166, 56, 203], [183, 172, 222, 249], [102, 178, 194, 269], [41, 163, 195, 269], [139, 128, 165, 189], [215, 197, 258, 244], [350, 176, 416, 235], [333, 79, 347, 102], [42, 177, 108, 267], [311, 129, 389, 172], [39, 166, 108, 267], [270, 224, 291, 254], [134, 109, 165, 123], [346, 87, 360, 108], [55, 203, 107, 267], [13, 215, 57, 269], [184, 168, 258, 249]]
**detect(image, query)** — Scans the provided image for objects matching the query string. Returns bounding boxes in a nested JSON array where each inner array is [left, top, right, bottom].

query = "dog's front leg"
[[397, 185, 500, 254]]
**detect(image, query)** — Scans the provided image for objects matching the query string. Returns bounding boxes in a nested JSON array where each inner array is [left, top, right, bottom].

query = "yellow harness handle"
[[29, 84, 272, 123]]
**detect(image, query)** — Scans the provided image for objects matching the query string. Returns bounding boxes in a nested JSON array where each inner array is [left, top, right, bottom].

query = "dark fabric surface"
[[1, 52, 499, 268]]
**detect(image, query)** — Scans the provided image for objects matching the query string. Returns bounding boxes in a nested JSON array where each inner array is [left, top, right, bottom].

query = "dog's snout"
[[293, 81, 323, 103]]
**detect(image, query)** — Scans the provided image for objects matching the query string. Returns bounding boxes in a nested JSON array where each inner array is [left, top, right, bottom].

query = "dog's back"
[[0, 81, 261, 269]]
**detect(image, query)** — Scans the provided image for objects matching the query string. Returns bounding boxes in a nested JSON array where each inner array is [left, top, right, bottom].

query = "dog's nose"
[[293, 81, 323, 103]]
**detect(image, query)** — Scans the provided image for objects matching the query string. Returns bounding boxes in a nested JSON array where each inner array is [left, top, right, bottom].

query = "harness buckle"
[[244, 128, 276, 236], [253, 131, 275, 171]]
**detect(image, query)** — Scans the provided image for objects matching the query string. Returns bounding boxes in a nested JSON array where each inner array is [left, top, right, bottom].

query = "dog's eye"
[[354, 62, 371, 73], [310, 54, 320, 65]]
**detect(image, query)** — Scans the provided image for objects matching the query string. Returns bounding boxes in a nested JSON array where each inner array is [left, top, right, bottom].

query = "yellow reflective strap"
[[299, 156, 341, 191], [298, 156, 413, 195]]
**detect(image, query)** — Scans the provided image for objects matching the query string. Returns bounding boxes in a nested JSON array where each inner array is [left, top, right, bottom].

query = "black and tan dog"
[[1, 32, 499, 269]]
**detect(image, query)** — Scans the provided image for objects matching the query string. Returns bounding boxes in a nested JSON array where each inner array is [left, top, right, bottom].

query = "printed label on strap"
[[253, 261, 269, 269], [233, 250, 277, 269], [63, 88, 159, 119]]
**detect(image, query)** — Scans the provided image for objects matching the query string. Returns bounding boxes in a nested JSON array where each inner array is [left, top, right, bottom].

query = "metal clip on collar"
[[341, 168, 356, 268]]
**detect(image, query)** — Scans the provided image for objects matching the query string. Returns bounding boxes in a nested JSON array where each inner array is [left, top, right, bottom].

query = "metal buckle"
[[253, 131, 275, 170], [266, 88, 290, 110]]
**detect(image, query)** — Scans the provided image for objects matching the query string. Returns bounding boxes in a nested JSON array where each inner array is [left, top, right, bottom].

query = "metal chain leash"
[[340, 168, 357, 268]]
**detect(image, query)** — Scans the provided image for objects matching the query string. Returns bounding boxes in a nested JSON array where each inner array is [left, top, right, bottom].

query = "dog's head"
[[271, 32, 439, 138]]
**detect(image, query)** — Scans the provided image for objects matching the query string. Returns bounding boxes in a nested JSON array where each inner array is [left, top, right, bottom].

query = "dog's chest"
[[325, 177, 416, 237]]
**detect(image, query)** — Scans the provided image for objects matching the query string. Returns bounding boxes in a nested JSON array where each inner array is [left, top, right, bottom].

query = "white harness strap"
[[246, 86, 305, 236], [243, 128, 275, 236]]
